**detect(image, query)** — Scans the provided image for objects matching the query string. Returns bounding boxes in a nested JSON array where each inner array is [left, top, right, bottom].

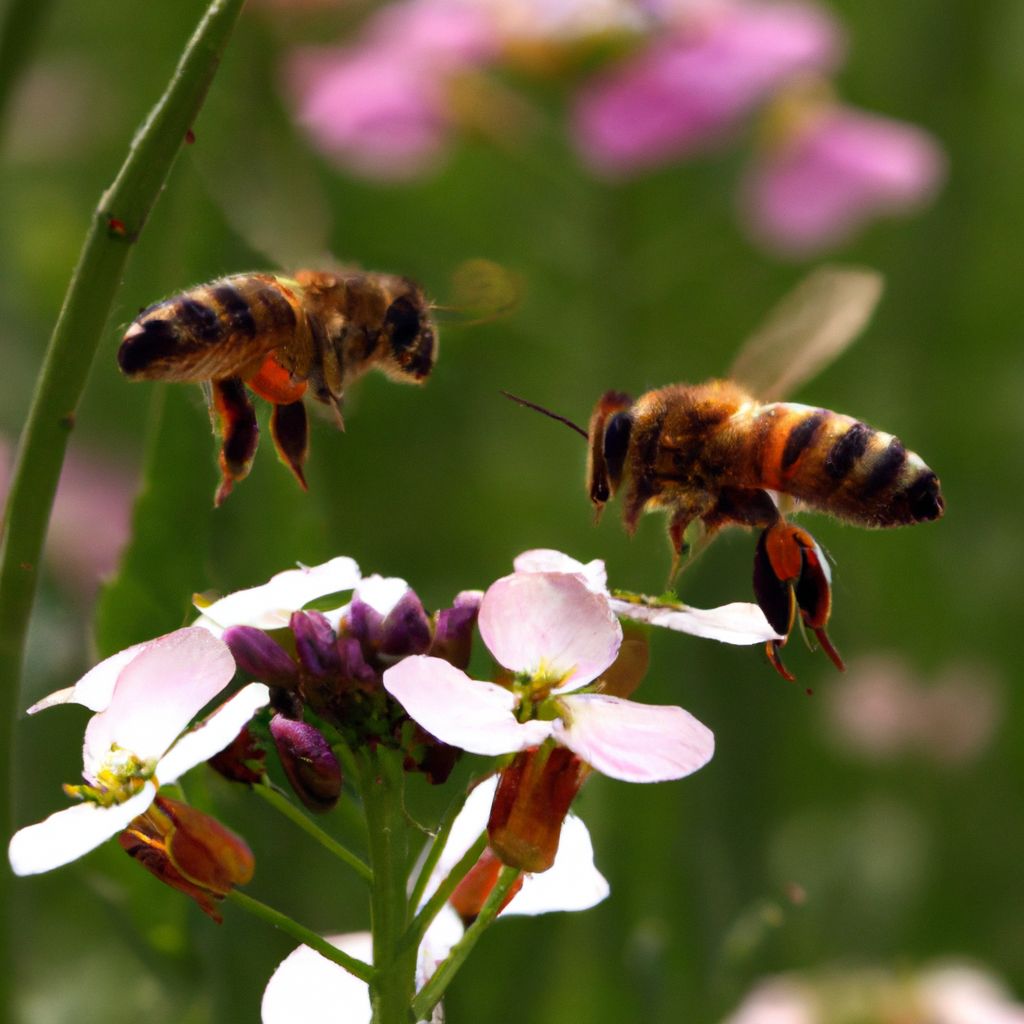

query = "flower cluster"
[[281, 0, 943, 254]]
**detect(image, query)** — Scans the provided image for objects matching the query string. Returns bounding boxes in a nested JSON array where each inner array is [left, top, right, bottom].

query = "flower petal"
[[28, 639, 150, 715], [8, 782, 156, 876], [554, 693, 714, 782], [196, 557, 361, 631], [512, 549, 608, 594], [609, 597, 782, 645], [506, 812, 609, 916], [383, 656, 551, 756], [83, 629, 236, 775], [479, 573, 622, 690], [262, 932, 372, 1024], [156, 683, 271, 785]]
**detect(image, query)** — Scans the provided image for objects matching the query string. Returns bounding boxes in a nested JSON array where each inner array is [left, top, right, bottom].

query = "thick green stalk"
[[0, 3, 246, 1022], [358, 748, 418, 1024]]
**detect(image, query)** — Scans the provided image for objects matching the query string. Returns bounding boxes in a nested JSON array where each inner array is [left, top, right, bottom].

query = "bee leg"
[[211, 378, 259, 506], [270, 401, 309, 491]]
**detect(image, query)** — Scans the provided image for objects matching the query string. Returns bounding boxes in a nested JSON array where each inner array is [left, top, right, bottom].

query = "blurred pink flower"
[[572, 0, 843, 176], [285, 1, 498, 180], [741, 102, 945, 254]]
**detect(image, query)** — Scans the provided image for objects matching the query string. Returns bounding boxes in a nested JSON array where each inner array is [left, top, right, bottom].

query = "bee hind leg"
[[211, 379, 259, 506], [270, 401, 310, 491]]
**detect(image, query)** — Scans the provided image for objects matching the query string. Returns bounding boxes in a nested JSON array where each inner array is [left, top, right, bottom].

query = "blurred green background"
[[2, 1, 1022, 1021]]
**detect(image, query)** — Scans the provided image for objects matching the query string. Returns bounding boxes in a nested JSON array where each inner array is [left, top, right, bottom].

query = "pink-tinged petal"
[[573, 1, 842, 176], [554, 693, 714, 782], [722, 976, 815, 1024], [383, 656, 552, 755], [83, 629, 235, 775], [742, 105, 945, 255], [8, 782, 156, 876], [156, 683, 271, 785], [918, 964, 1024, 1024], [479, 573, 622, 689], [609, 597, 782, 644], [28, 639, 149, 715], [262, 932, 372, 1024], [513, 549, 608, 594], [365, 1, 498, 66], [196, 557, 361, 631], [505, 812, 609, 916]]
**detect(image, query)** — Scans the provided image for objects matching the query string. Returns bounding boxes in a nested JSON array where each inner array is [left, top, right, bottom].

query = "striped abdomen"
[[118, 273, 310, 382], [735, 402, 944, 526]]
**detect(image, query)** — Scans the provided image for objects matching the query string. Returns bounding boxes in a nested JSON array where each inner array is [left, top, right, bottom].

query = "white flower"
[[9, 628, 269, 876]]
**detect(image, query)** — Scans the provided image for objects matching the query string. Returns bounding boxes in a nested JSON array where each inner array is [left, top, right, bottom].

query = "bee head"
[[587, 391, 634, 508], [380, 290, 437, 383]]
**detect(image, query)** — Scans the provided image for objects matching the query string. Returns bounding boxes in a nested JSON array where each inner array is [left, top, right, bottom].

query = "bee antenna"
[[500, 390, 588, 440]]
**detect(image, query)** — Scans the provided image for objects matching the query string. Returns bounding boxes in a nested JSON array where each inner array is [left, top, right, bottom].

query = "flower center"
[[64, 746, 156, 807]]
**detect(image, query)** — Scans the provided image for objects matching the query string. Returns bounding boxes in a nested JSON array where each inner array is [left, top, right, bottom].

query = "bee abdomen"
[[118, 275, 299, 382], [753, 404, 944, 527]]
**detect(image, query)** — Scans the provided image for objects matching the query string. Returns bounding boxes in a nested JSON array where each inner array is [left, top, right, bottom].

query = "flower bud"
[[290, 610, 341, 678], [119, 796, 254, 923], [488, 746, 589, 873], [269, 715, 343, 813], [223, 626, 297, 686], [429, 590, 482, 670], [379, 589, 432, 659], [449, 847, 524, 924], [208, 724, 266, 784]]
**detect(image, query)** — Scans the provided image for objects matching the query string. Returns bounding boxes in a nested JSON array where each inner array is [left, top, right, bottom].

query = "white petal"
[[610, 598, 783, 645], [28, 640, 150, 715], [156, 683, 270, 785], [354, 574, 412, 616], [513, 549, 608, 594], [262, 932, 372, 1024], [506, 812, 609, 915], [383, 656, 552, 756], [8, 782, 156, 876], [83, 629, 236, 774], [197, 556, 361, 630], [416, 905, 464, 993], [554, 693, 714, 782], [919, 964, 1024, 1024], [479, 573, 621, 689]]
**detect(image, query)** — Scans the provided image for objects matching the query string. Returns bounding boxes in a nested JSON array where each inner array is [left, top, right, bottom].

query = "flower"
[[261, 776, 608, 1023], [513, 548, 781, 646], [8, 628, 269, 876], [384, 569, 714, 869], [740, 97, 945, 255], [572, 0, 842, 176]]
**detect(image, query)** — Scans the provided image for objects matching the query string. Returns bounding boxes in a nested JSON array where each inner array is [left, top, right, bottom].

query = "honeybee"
[[118, 269, 437, 505], [506, 267, 945, 680]]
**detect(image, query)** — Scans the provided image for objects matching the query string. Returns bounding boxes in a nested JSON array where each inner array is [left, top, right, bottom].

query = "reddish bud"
[[450, 847, 524, 924], [208, 724, 266, 784], [270, 715, 342, 813]]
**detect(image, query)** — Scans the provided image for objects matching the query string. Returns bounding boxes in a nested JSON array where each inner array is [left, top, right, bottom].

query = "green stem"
[[253, 783, 373, 884], [411, 865, 522, 1021], [227, 889, 374, 984], [402, 830, 487, 958], [0, 4, 246, 1023], [407, 789, 469, 914], [357, 748, 417, 1024]]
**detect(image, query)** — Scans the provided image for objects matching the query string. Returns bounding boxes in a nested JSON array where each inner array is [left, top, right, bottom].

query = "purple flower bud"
[[347, 596, 385, 649], [379, 589, 432, 659], [269, 715, 343, 813], [429, 590, 482, 669], [337, 636, 379, 689], [290, 610, 341, 678], [208, 724, 266, 785], [223, 626, 298, 686]]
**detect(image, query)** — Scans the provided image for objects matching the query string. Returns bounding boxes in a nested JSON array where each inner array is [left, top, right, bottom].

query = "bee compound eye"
[[384, 296, 422, 352], [602, 411, 633, 488]]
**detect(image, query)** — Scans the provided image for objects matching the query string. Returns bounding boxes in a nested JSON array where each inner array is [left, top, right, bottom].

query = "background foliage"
[[2, 1, 1021, 1021]]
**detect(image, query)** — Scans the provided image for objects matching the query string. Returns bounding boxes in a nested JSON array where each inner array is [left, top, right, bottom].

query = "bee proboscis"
[[505, 266, 945, 679]]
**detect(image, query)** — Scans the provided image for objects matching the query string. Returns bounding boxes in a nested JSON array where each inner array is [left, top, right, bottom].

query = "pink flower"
[[383, 570, 714, 784], [572, 0, 842, 176], [285, 1, 497, 180], [8, 628, 269, 876], [741, 102, 945, 254]]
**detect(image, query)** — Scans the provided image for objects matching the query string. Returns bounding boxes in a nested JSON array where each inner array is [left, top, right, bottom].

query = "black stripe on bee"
[[254, 286, 298, 332], [117, 317, 180, 375], [905, 470, 944, 521], [825, 421, 871, 481], [781, 410, 827, 471], [211, 285, 257, 337], [861, 437, 907, 498], [176, 298, 222, 341]]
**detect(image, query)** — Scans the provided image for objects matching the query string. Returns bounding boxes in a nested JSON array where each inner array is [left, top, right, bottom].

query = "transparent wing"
[[436, 258, 525, 327], [730, 265, 884, 402]]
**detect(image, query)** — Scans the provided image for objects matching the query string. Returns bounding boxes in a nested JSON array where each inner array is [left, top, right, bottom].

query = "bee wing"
[[435, 258, 524, 327], [729, 266, 884, 402]]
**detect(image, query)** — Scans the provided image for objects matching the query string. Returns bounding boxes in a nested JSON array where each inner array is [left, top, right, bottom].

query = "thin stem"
[[227, 890, 374, 984], [411, 866, 522, 1021], [357, 748, 417, 1024], [402, 830, 487, 958], [253, 783, 372, 884], [407, 788, 471, 914]]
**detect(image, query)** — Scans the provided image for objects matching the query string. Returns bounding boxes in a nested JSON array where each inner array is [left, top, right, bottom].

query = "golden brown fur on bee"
[[117, 269, 437, 504], [588, 381, 945, 552]]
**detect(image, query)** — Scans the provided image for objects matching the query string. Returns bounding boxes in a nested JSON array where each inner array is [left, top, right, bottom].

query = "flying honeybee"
[[119, 261, 516, 505], [505, 267, 945, 680]]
